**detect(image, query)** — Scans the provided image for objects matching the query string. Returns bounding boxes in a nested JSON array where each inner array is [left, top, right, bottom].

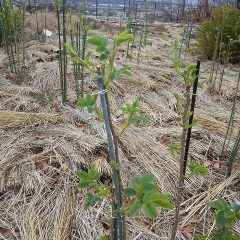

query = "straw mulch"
[[0, 22, 239, 240]]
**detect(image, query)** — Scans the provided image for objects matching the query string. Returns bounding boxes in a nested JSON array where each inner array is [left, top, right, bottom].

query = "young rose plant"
[[76, 166, 173, 219], [66, 30, 146, 135], [68, 30, 173, 240]]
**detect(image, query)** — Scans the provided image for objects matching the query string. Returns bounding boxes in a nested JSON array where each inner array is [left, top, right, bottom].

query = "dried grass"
[[31, 62, 60, 95], [25, 11, 58, 32], [25, 11, 80, 33], [0, 21, 239, 240], [0, 111, 61, 128]]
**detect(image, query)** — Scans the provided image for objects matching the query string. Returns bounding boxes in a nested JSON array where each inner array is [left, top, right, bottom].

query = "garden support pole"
[[96, 0, 98, 18], [183, 61, 200, 176], [62, 0, 67, 103], [153, 2, 156, 22], [220, 72, 240, 160], [80, 30, 87, 97], [96, 75, 125, 240], [226, 131, 240, 177]]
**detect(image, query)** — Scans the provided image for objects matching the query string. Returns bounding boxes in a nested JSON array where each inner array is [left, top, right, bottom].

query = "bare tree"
[[209, 0, 238, 6], [198, 0, 209, 19], [180, 0, 186, 19]]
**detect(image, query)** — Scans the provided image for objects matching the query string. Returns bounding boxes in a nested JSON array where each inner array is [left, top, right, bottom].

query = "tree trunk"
[[198, 0, 209, 20], [180, 0, 186, 20]]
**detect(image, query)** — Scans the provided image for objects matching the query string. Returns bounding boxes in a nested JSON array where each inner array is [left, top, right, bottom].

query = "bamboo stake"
[[22, 3, 26, 68], [96, 75, 125, 240], [56, 3, 64, 103], [183, 61, 200, 176], [143, 0, 148, 46], [62, 0, 67, 103], [209, 25, 221, 88], [226, 130, 240, 177], [34, 0, 39, 38], [220, 72, 240, 160]]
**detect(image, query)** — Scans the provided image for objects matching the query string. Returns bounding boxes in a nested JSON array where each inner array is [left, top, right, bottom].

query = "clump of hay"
[[31, 62, 59, 96], [0, 111, 61, 128]]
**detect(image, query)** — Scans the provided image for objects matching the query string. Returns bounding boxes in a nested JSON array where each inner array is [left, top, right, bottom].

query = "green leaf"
[[85, 193, 101, 209], [188, 162, 209, 177], [184, 111, 193, 129], [143, 190, 173, 209], [142, 183, 158, 193], [97, 186, 110, 198], [220, 231, 240, 240], [208, 197, 230, 211], [143, 189, 158, 203], [132, 114, 148, 124], [145, 40, 153, 46], [88, 35, 108, 52], [183, 63, 197, 87], [215, 211, 230, 226], [172, 92, 183, 113], [131, 176, 142, 189], [235, 210, 240, 219], [88, 165, 102, 181], [173, 39, 182, 75], [211, 231, 222, 240], [99, 52, 109, 61], [193, 235, 208, 240], [76, 94, 98, 113], [168, 143, 181, 158], [142, 202, 157, 219], [76, 165, 101, 189], [124, 188, 137, 198], [140, 173, 155, 183], [116, 30, 134, 45], [110, 160, 119, 170], [96, 45, 107, 52], [76, 171, 88, 180], [127, 201, 142, 217], [111, 67, 133, 81], [121, 99, 140, 115], [77, 181, 91, 189], [99, 236, 110, 240], [153, 198, 173, 209], [65, 43, 78, 58]]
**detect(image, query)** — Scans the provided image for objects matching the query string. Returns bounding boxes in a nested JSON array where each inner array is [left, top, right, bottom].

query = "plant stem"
[[171, 85, 191, 240], [34, 0, 39, 38], [179, 25, 187, 59], [209, 25, 221, 88], [218, 41, 230, 92], [226, 130, 240, 177], [44, 7, 47, 42], [80, 29, 87, 97], [137, 28, 144, 64], [183, 61, 200, 176], [220, 72, 240, 160]]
